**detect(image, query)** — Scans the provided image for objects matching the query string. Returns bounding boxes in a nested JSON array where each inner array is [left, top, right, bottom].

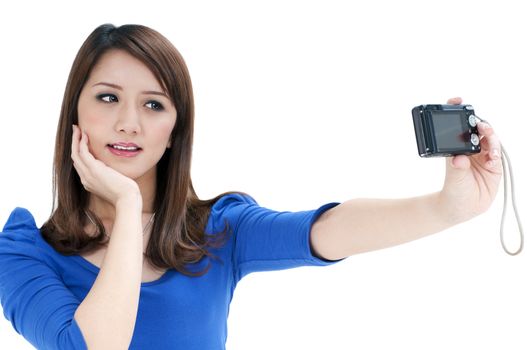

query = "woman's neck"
[[87, 172, 156, 221]]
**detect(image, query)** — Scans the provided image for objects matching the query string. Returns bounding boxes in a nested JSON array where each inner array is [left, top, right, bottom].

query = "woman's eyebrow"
[[92, 82, 169, 99], [142, 90, 169, 99], [92, 81, 123, 90]]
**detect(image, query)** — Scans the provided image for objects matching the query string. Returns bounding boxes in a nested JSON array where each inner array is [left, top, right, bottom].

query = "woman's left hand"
[[439, 97, 503, 224]]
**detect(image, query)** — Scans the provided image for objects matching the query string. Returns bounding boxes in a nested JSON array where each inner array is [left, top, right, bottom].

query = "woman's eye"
[[97, 94, 118, 103], [145, 100, 164, 111]]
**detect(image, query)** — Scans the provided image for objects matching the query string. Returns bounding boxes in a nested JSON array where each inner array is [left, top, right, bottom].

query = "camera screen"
[[430, 112, 470, 150]]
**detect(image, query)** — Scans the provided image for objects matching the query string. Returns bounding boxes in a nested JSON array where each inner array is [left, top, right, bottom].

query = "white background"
[[1, 0, 526, 349]]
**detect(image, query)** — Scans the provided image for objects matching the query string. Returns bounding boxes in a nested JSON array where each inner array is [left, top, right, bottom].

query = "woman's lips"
[[107, 145, 142, 157]]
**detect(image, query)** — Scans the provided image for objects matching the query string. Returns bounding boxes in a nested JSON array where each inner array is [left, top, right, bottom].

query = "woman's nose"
[[115, 103, 141, 134]]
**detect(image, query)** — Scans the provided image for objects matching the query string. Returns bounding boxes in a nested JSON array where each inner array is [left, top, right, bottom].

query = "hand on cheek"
[[71, 124, 140, 206]]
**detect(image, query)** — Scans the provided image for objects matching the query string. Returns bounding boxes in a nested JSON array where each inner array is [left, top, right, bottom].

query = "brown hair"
[[40, 23, 246, 276]]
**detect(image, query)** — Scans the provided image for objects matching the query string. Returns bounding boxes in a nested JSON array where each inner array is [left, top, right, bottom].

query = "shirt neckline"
[[70, 254, 175, 287], [32, 221, 175, 287]]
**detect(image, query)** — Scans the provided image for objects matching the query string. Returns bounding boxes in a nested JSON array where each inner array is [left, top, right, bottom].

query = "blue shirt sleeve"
[[0, 208, 88, 350], [208, 193, 343, 283]]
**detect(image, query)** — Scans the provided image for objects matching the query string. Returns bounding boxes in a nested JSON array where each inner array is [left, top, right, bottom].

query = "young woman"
[[0, 23, 502, 349]]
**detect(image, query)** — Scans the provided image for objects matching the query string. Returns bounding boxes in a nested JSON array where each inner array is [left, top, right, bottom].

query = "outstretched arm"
[[310, 97, 503, 260]]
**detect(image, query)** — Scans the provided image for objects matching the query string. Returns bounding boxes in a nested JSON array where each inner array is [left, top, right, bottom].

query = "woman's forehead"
[[88, 49, 165, 92]]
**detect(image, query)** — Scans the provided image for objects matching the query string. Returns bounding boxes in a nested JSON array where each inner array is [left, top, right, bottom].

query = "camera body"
[[412, 104, 481, 157]]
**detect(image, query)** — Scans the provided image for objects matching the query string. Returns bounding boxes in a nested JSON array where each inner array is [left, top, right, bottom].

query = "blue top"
[[0, 193, 341, 349]]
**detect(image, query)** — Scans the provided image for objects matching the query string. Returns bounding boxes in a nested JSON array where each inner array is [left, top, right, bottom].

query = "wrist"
[[437, 190, 475, 226], [115, 192, 143, 212]]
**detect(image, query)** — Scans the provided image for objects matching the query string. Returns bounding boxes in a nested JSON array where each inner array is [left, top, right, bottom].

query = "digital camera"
[[412, 104, 481, 157]]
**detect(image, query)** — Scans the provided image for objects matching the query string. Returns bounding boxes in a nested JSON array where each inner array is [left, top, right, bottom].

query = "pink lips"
[[107, 142, 142, 158]]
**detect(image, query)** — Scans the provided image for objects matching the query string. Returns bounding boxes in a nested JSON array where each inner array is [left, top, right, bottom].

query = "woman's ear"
[[167, 139, 172, 149]]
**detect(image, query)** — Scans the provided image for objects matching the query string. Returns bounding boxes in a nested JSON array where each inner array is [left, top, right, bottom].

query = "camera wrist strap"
[[499, 145, 523, 255], [476, 116, 523, 255]]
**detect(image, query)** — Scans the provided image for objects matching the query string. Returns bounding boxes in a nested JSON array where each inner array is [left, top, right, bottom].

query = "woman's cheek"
[[144, 121, 168, 145], [159, 120, 176, 146]]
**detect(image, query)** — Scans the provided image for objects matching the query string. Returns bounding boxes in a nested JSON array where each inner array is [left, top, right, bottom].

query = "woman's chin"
[[116, 166, 156, 184]]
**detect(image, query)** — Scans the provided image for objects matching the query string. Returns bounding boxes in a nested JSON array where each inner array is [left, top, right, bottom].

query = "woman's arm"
[[310, 193, 452, 259], [73, 196, 143, 350], [70, 125, 144, 349], [310, 97, 503, 260]]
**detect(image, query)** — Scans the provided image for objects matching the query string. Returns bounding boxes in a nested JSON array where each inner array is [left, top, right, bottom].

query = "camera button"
[[468, 115, 477, 127], [471, 133, 480, 146]]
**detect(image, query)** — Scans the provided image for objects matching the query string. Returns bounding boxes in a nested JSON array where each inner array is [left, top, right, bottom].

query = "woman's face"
[[77, 49, 177, 182]]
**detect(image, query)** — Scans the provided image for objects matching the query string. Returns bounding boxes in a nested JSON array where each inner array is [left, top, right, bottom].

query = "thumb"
[[450, 155, 471, 170], [444, 155, 471, 184]]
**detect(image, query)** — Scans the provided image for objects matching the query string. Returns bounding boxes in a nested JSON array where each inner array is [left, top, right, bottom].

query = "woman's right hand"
[[71, 124, 141, 207]]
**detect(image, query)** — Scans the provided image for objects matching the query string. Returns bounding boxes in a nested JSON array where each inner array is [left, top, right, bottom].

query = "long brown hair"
[[40, 23, 246, 276]]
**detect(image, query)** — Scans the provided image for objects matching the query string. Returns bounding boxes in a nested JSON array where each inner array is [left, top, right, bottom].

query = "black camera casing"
[[412, 104, 481, 157]]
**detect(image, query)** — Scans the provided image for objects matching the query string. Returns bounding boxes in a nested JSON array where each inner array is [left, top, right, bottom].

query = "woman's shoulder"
[[212, 192, 258, 208], [206, 192, 259, 232], [1, 207, 40, 244], [0, 207, 62, 274]]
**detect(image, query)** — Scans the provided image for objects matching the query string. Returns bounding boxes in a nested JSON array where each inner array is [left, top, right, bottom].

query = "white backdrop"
[[1, 0, 526, 349]]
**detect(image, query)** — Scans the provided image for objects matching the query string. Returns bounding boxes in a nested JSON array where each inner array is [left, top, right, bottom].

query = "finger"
[[483, 144, 502, 170], [77, 130, 111, 185], [485, 133, 502, 161], [77, 130, 98, 168], [477, 121, 493, 137], [71, 125, 88, 175], [71, 125, 79, 157], [71, 126, 91, 189], [477, 122, 501, 159], [447, 97, 462, 105], [475, 137, 501, 170], [450, 155, 471, 170]]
